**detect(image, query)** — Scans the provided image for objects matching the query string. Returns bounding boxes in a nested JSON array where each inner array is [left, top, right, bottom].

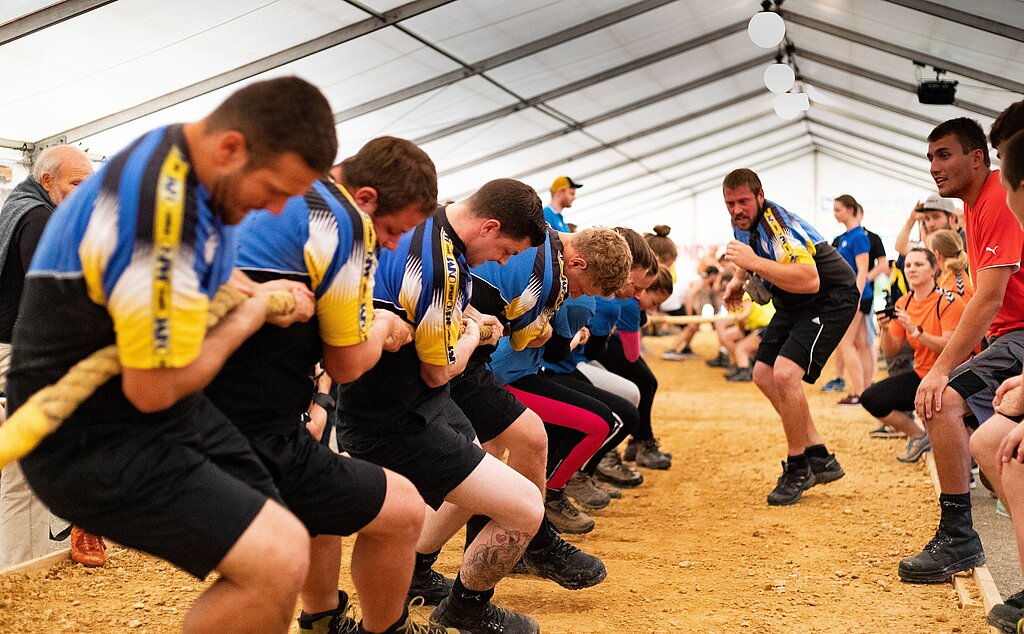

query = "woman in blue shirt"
[[832, 194, 872, 406]]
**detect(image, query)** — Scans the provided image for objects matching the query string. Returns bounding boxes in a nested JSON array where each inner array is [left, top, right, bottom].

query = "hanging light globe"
[[748, 11, 785, 48], [764, 63, 796, 94], [773, 92, 805, 120]]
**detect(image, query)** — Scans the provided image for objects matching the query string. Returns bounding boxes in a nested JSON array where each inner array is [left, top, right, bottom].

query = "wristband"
[[313, 392, 335, 411]]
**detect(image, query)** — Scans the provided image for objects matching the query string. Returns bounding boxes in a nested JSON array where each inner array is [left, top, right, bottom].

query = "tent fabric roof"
[[1, 0, 1021, 219]]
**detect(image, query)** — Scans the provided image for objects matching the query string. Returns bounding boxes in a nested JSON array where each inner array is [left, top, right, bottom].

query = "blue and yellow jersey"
[[373, 206, 469, 367], [236, 178, 376, 347], [338, 206, 469, 426], [471, 228, 567, 352], [493, 295, 594, 384], [734, 200, 820, 267], [204, 177, 378, 433], [733, 200, 855, 306], [8, 124, 236, 422]]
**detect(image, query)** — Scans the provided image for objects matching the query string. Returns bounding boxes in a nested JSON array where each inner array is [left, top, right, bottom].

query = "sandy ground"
[[0, 332, 991, 633]]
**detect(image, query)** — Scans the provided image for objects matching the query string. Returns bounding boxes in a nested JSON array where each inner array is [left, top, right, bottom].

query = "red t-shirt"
[[963, 170, 1024, 338]]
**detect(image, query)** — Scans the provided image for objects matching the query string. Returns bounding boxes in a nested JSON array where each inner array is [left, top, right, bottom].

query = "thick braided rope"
[[0, 285, 296, 469]]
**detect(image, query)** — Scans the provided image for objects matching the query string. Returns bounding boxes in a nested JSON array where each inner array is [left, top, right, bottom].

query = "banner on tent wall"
[[0, 162, 15, 207]]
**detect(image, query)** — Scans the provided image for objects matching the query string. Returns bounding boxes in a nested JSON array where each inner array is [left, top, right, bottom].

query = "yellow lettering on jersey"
[[152, 147, 188, 366]]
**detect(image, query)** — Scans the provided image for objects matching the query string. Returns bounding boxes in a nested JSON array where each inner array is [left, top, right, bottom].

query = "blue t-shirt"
[[834, 226, 872, 300], [539, 295, 598, 375], [543, 205, 570, 233], [615, 298, 642, 333]]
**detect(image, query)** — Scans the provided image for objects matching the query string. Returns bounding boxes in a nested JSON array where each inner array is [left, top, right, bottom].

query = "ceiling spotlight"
[[764, 63, 795, 94], [748, 11, 785, 48], [773, 92, 808, 120]]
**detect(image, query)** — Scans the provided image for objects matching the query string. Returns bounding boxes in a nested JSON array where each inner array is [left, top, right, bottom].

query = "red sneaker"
[[70, 527, 106, 567]]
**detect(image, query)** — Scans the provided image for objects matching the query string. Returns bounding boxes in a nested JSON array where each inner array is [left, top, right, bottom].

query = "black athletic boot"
[[408, 551, 455, 606], [898, 494, 985, 584], [514, 518, 607, 590], [988, 588, 1024, 632], [766, 459, 816, 506], [430, 577, 539, 634], [298, 591, 359, 634], [807, 451, 845, 485]]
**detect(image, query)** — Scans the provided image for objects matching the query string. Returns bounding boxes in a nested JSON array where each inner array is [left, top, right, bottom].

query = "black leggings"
[[546, 370, 640, 475], [859, 371, 922, 418], [594, 336, 659, 441]]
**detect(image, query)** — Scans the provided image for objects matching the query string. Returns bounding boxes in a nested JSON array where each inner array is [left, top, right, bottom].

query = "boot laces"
[[398, 598, 459, 634]]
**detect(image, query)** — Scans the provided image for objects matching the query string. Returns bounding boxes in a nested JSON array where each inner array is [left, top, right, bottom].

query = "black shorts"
[[450, 361, 527, 444], [20, 395, 280, 579], [755, 287, 858, 384], [337, 393, 485, 510], [948, 329, 1024, 428], [860, 371, 921, 418], [859, 297, 873, 315], [248, 427, 387, 537]]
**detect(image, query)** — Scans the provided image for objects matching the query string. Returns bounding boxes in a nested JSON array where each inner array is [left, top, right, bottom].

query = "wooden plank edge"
[[0, 548, 69, 576]]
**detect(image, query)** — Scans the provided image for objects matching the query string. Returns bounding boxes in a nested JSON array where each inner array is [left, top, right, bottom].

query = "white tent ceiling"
[[1, 0, 1021, 227]]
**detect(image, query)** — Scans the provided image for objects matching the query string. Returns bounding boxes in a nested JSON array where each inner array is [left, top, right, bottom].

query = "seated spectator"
[[860, 248, 967, 463], [719, 293, 775, 383]]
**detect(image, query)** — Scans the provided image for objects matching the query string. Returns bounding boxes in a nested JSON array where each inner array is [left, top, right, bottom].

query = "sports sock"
[[527, 517, 556, 552], [787, 453, 808, 470], [359, 604, 409, 634], [450, 574, 494, 608], [805, 444, 829, 459], [414, 549, 441, 574]]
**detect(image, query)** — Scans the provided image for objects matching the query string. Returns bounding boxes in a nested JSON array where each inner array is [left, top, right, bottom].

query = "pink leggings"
[[506, 373, 613, 489]]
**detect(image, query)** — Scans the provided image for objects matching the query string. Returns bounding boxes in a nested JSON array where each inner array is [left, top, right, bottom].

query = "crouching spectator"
[[861, 248, 967, 463]]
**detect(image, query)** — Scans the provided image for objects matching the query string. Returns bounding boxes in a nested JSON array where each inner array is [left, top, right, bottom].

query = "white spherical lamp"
[[748, 12, 785, 48], [764, 63, 795, 94], [773, 92, 807, 120]]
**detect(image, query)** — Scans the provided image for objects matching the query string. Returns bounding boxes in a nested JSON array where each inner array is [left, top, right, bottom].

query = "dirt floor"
[[0, 331, 992, 633]]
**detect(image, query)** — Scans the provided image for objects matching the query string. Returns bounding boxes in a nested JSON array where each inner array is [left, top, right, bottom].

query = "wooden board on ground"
[[0, 548, 69, 576]]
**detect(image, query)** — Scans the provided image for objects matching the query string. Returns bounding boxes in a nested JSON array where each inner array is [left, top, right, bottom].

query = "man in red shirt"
[[903, 117, 1024, 584]]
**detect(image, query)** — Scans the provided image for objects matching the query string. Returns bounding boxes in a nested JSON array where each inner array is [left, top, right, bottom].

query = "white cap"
[[921, 193, 956, 214]]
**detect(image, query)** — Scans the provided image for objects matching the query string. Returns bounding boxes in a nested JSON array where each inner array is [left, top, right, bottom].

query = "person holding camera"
[[861, 248, 967, 463]]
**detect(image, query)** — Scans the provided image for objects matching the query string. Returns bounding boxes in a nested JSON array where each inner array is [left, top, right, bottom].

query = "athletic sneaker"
[[821, 377, 846, 392], [837, 394, 861, 406], [70, 526, 106, 567], [663, 347, 698, 361], [545, 488, 595, 534], [726, 366, 753, 382], [987, 589, 1024, 632], [767, 461, 816, 506], [565, 472, 611, 510], [807, 453, 845, 485], [298, 591, 359, 634], [897, 433, 931, 463], [868, 424, 903, 439], [599, 480, 622, 499], [634, 438, 672, 470], [997, 500, 1010, 518], [596, 450, 644, 487], [515, 525, 607, 590], [392, 600, 466, 634], [407, 565, 455, 606], [430, 596, 539, 634], [706, 351, 730, 368]]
